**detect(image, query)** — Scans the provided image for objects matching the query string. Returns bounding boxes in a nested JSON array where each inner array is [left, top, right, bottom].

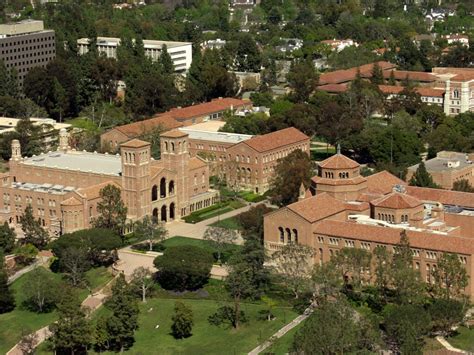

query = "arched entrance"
[[161, 205, 167, 222], [170, 202, 175, 220], [152, 208, 158, 223]]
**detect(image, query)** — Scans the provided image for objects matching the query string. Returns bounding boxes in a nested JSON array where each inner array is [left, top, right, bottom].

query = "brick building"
[[264, 152, 474, 299], [0, 129, 218, 237], [100, 98, 251, 150], [0, 20, 55, 86], [224, 127, 310, 193]]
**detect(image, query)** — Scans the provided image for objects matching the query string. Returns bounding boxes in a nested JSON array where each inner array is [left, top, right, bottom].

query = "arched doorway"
[[169, 180, 175, 195], [160, 177, 166, 198], [161, 205, 167, 222], [170, 202, 175, 220], [151, 185, 158, 201], [152, 208, 158, 223]]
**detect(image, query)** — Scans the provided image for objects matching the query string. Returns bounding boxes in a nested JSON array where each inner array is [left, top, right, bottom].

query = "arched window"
[[453, 89, 459, 98], [161, 205, 167, 222], [202, 172, 205, 183], [160, 177, 166, 198], [279, 227, 284, 243], [171, 142, 175, 152], [319, 248, 323, 265], [170, 203, 175, 220], [152, 208, 158, 223], [168, 181, 175, 195], [152, 185, 158, 201], [293, 229, 298, 244], [286, 228, 291, 243]]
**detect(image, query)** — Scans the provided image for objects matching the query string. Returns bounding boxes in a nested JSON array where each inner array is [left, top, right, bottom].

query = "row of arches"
[[152, 178, 175, 201], [152, 203, 175, 222], [278, 227, 299, 244]]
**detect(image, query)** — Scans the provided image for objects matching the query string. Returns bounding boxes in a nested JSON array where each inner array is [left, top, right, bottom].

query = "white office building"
[[77, 37, 193, 73]]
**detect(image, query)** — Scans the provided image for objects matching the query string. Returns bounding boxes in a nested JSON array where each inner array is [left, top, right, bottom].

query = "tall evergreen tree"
[[49, 288, 93, 353], [0, 251, 15, 313], [158, 44, 174, 75], [171, 301, 194, 338], [370, 62, 384, 85], [409, 162, 439, 188], [20, 205, 48, 249], [93, 184, 127, 235], [0, 221, 15, 253]]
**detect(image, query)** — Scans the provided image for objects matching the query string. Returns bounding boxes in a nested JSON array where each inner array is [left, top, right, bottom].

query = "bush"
[[131, 243, 166, 253], [154, 246, 214, 291]]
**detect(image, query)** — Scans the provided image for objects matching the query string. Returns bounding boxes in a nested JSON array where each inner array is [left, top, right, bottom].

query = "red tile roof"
[[318, 61, 396, 85], [378, 85, 445, 97], [318, 154, 360, 169], [77, 181, 121, 200], [316, 83, 348, 93], [160, 129, 188, 138], [115, 115, 183, 138], [189, 156, 208, 170], [406, 186, 474, 209], [451, 73, 474, 82], [372, 192, 423, 209], [242, 127, 309, 153], [314, 219, 474, 255], [120, 139, 150, 148], [287, 193, 347, 223], [383, 70, 437, 82], [366, 171, 406, 195], [161, 98, 249, 121]]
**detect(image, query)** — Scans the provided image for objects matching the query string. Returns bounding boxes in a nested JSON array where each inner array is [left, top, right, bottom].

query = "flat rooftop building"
[[0, 20, 56, 86], [77, 36, 192, 73]]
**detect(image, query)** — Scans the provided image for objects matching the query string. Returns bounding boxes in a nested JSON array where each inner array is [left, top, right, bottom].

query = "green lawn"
[[183, 201, 245, 223], [0, 266, 113, 354], [210, 216, 242, 230], [264, 319, 305, 354], [448, 327, 474, 352], [238, 190, 266, 203], [93, 298, 297, 354]]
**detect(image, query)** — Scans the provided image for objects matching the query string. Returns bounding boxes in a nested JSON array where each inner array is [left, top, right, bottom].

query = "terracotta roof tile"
[[383, 70, 437, 82], [316, 83, 348, 93], [378, 85, 445, 97], [366, 171, 406, 195], [318, 154, 360, 169], [61, 196, 82, 206], [161, 129, 189, 138], [242, 127, 309, 153], [188, 156, 207, 170], [371, 192, 423, 209], [287, 193, 347, 223], [318, 61, 396, 85], [120, 139, 150, 148], [406, 186, 474, 209], [357, 192, 384, 203], [77, 181, 121, 200], [115, 115, 183, 138], [161, 98, 248, 121], [314, 220, 474, 255]]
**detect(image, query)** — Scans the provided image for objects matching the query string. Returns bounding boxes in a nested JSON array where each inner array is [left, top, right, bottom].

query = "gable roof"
[[378, 85, 445, 97], [406, 186, 474, 209], [287, 193, 347, 223], [372, 192, 423, 209], [318, 61, 396, 85], [114, 115, 183, 138], [189, 156, 208, 170], [366, 171, 406, 195], [318, 154, 360, 169], [382, 70, 437, 82], [61, 196, 82, 206], [76, 181, 121, 200], [242, 127, 309, 153], [162, 98, 248, 121], [120, 139, 150, 148], [161, 129, 188, 138], [314, 220, 474, 255]]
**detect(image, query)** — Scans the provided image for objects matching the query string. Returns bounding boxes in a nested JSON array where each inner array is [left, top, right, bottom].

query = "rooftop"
[[242, 127, 309, 153], [77, 36, 191, 49], [161, 98, 249, 121], [21, 151, 122, 176], [408, 154, 472, 172], [318, 61, 396, 85], [287, 193, 347, 223], [0, 117, 71, 134], [318, 153, 360, 169], [366, 171, 406, 195], [113, 115, 183, 138], [0, 20, 49, 36], [11, 182, 75, 195], [406, 186, 474, 210], [372, 192, 423, 209], [179, 128, 253, 144]]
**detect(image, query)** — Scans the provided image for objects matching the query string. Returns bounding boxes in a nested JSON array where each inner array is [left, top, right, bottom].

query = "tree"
[[130, 267, 154, 303], [0, 222, 15, 253], [171, 301, 194, 339], [428, 299, 465, 335], [383, 304, 431, 354], [13, 243, 38, 266], [271, 243, 315, 299], [154, 245, 214, 291], [311, 262, 344, 303], [390, 231, 424, 304], [238, 234, 269, 297], [432, 253, 468, 300], [370, 61, 384, 85], [158, 44, 174, 74], [59, 247, 90, 287], [331, 247, 372, 290], [0, 252, 15, 313], [94, 315, 110, 353], [453, 179, 474, 193], [409, 162, 440, 188], [49, 288, 93, 354], [20, 205, 48, 249], [105, 275, 139, 352], [22, 268, 60, 313], [292, 299, 379, 354], [270, 150, 313, 206], [203, 226, 238, 263], [374, 245, 392, 302], [287, 60, 319, 103], [237, 204, 274, 238], [94, 184, 127, 234], [133, 216, 167, 251]]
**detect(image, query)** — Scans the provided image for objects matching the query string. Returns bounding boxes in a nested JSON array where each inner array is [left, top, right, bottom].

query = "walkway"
[[247, 307, 312, 355], [7, 273, 116, 355], [436, 336, 466, 354]]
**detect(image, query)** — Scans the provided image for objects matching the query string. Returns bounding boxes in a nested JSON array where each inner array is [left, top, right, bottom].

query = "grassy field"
[[0, 266, 113, 354], [210, 216, 242, 230], [89, 298, 297, 355], [264, 319, 305, 354], [448, 327, 474, 351], [183, 201, 245, 224]]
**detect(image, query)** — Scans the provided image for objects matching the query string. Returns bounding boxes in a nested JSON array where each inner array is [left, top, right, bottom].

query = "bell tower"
[[120, 139, 152, 221], [160, 130, 190, 217], [58, 128, 70, 152], [11, 140, 21, 161]]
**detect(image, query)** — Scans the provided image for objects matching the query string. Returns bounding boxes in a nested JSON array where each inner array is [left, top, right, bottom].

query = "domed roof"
[[371, 192, 422, 209], [318, 153, 360, 170]]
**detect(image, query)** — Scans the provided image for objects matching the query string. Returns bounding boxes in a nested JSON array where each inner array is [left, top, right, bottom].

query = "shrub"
[[154, 245, 213, 291]]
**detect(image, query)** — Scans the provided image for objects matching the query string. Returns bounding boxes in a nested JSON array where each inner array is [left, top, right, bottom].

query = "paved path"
[[7, 260, 41, 284], [7, 273, 116, 355], [247, 307, 312, 355], [436, 336, 466, 354]]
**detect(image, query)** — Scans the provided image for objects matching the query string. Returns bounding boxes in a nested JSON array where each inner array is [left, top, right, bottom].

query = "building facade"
[[407, 151, 474, 189], [0, 129, 218, 236], [0, 20, 55, 86], [264, 152, 474, 299], [77, 37, 192, 73]]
